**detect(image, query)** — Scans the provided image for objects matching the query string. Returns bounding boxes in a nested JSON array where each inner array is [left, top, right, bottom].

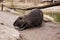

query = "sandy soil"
[[19, 22, 60, 40]]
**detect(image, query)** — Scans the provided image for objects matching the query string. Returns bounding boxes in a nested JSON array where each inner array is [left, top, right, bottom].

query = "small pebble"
[[0, 23, 4, 25], [56, 33, 60, 34]]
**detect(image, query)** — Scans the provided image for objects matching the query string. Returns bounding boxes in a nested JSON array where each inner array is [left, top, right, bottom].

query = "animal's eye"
[[19, 17, 22, 20]]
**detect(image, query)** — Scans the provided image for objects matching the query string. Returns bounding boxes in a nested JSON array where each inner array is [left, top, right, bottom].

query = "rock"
[[0, 12, 20, 28], [0, 24, 21, 40]]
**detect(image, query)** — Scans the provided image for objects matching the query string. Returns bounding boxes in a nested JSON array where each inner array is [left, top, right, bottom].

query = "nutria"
[[13, 9, 43, 30]]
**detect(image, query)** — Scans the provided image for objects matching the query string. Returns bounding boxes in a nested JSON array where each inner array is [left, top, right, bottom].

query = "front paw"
[[19, 27, 26, 31]]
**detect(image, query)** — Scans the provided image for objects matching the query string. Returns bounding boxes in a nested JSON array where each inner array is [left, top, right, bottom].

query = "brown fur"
[[13, 9, 43, 30]]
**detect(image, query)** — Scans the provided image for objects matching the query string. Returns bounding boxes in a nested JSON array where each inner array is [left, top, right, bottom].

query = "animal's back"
[[25, 9, 43, 26]]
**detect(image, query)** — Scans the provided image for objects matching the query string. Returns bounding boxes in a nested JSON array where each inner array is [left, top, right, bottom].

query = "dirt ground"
[[0, 12, 60, 40], [19, 22, 60, 40]]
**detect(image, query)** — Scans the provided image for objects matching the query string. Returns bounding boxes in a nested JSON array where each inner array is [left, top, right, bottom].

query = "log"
[[20, 2, 60, 10], [3, 2, 60, 11], [3, 2, 60, 10]]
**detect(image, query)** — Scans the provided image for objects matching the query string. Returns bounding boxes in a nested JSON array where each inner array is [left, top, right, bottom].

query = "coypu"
[[13, 9, 43, 31]]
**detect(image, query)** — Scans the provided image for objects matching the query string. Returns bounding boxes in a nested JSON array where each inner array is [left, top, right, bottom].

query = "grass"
[[54, 13, 60, 22], [44, 12, 60, 22]]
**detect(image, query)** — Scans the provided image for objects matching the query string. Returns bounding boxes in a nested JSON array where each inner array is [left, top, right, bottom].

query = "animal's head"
[[13, 17, 26, 28]]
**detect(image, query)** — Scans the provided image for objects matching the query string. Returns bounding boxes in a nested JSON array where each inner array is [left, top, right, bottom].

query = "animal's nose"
[[13, 22, 17, 26], [13, 24, 16, 26]]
